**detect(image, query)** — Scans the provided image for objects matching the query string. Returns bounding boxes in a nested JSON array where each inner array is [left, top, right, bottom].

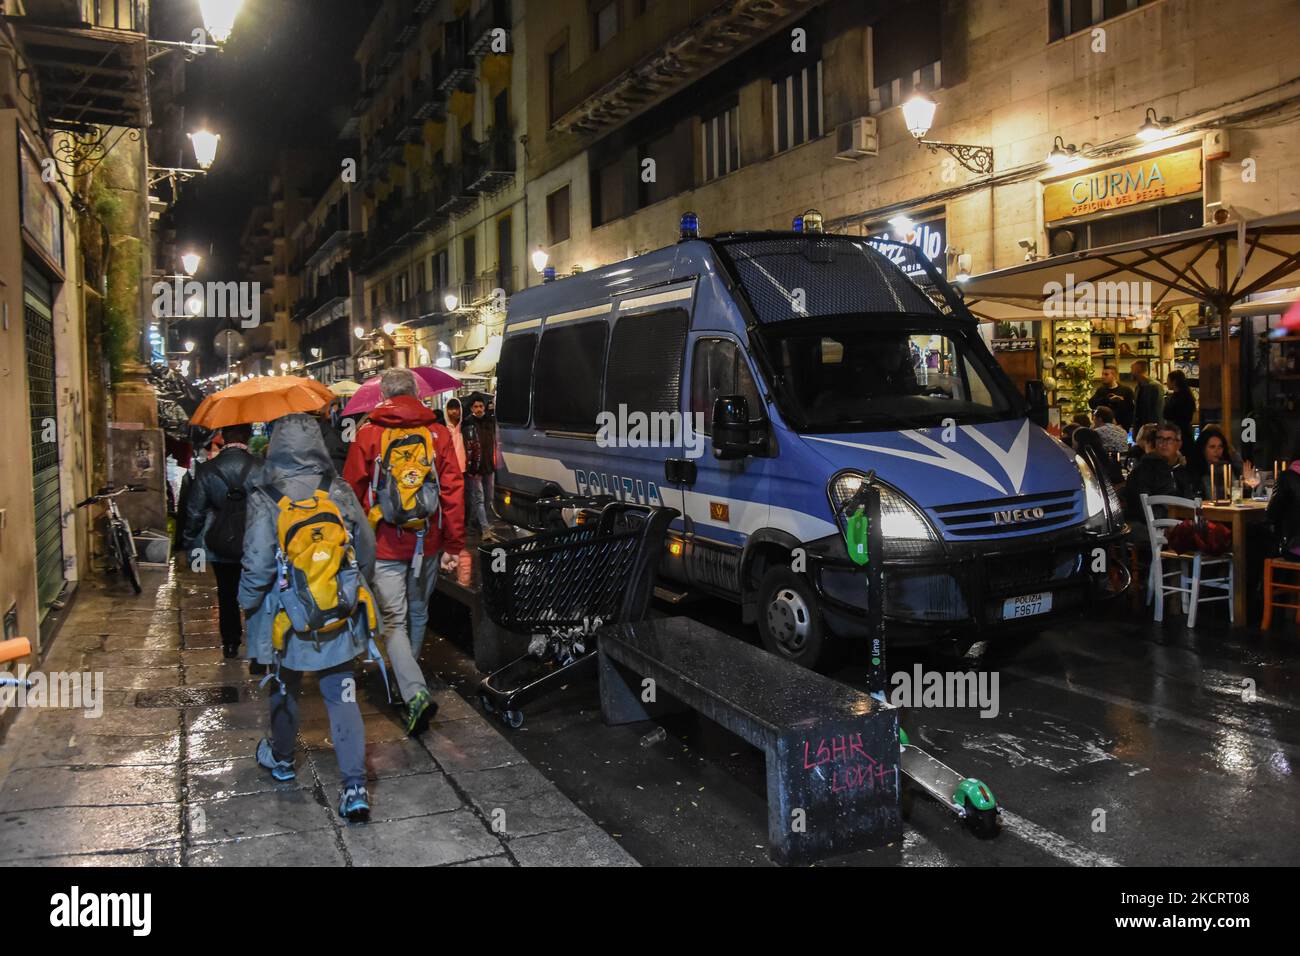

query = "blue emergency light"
[[679, 212, 699, 240], [542, 266, 557, 283], [792, 215, 804, 233]]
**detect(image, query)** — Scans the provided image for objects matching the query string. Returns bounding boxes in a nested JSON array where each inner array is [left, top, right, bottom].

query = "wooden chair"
[[1140, 494, 1234, 627], [1261, 557, 1300, 630]]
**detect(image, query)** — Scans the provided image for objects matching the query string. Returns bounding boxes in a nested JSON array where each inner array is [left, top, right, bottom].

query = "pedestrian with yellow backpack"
[[344, 368, 465, 737], [239, 413, 380, 822]]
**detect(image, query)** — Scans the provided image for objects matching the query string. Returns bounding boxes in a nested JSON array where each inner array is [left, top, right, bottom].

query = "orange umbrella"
[[191, 375, 334, 428]]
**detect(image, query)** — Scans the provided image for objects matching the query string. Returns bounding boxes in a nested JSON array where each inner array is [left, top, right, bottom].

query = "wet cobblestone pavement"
[[0, 564, 635, 867]]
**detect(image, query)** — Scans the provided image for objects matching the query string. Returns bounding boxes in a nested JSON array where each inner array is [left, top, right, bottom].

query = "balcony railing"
[[434, 29, 474, 94], [469, 0, 511, 55], [466, 127, 516, 196]]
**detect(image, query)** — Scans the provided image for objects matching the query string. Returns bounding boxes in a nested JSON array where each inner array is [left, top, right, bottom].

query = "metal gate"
[[23, 265, 65, 617]]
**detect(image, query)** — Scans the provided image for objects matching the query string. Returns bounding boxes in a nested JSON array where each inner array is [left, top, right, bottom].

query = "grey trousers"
[[270, 664, 365, 789], [373, 556, 437, 703]]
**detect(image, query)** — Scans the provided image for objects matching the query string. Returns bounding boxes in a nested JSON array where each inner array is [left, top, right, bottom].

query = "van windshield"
[[758, 319, 1020, 433]]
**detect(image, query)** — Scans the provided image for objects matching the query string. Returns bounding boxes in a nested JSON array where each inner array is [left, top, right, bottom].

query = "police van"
[[492, 215, 1126, 668]]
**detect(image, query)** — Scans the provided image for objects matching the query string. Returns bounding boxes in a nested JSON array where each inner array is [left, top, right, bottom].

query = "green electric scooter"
[[840, 474, 1001, 838]]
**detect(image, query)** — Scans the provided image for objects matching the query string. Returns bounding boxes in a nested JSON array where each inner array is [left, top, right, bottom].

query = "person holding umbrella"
[[343, 368, 465, 735], [181, 423, 264, 659]]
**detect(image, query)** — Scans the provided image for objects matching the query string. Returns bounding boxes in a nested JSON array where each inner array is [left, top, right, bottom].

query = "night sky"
[[169, 0, 379, 282]]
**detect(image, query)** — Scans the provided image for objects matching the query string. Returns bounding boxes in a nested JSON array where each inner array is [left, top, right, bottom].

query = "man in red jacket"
[[344, 368, 465, 734]]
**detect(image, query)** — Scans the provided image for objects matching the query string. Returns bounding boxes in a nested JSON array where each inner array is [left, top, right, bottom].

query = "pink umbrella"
[[410, 366, 462, 393], [342, 373, 439, 417]]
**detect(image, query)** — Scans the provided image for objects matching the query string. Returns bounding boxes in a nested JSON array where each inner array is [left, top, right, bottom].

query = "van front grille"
[[931, 490, 1081, 538]]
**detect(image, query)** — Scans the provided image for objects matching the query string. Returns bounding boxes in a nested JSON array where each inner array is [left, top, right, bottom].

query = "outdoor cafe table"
[[1165, 499, 1269, 628]]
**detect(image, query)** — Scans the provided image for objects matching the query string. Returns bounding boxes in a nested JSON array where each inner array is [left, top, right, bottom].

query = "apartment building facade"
[[349, 0, 523, 374], [521, 0, 1299, 373], [290, 174, 364, 384]]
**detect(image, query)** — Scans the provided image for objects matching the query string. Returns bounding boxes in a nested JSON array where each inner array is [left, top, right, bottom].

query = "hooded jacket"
[[343, 394, 465, 561], [239, 414, 377, 671], [180, 445, 265, 564]]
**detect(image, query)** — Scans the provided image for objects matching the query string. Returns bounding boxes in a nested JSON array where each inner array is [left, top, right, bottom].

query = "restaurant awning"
[[463, 335, 501, 376], [959, 211, 1300, 424]]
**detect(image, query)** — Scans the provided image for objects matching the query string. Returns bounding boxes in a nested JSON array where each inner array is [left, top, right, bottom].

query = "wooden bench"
[[597, 617, 901, 865]]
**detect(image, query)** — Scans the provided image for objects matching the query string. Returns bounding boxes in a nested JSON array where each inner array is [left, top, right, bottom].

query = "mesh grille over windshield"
[[717, 235, 956, 323]]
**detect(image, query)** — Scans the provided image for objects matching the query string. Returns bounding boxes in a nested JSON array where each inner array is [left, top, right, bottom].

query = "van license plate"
[[1003, 592, 1051, 619]]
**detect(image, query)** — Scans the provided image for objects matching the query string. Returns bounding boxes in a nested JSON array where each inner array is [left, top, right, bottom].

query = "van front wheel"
[[756, 567, 832, 671]]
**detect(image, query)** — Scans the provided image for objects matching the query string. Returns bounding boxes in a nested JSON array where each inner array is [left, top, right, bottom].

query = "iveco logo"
[[993, 506, 1046, 525]]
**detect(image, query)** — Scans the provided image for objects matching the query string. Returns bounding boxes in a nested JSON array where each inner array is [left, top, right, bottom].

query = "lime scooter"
[[840, 474, 1001, 838]]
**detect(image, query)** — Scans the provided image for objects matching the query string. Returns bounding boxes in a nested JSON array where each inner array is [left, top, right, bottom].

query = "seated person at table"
[[1267, 447, 1300, 560], [1091, 406, 1130, 456], [1124, 421, 1196, 526], [1190, 424, 1243, 499], [1130, 423, 1158, 462]]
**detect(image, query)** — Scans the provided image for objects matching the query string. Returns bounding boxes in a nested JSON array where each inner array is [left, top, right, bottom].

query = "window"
[[547, 185, 571, 245], [535, 323, 608, 432], [496, 333, 537, 425], [396, 271, 409, 304], [638, 127, 691, 208], [605, 309, 688, 417], [1050, 0, 1147, 42], [497, 215, 513, 295], [432, 249, 449, 294], [592, 157, 626, 227], [548, 41, 568, 124], [871, 0, 942, 111], [772, 60, 823, 153], [592, 1, 619, 51], [701, 102, 740, 182], [462, 233, 476, 284], [691, 339, 762, 436]]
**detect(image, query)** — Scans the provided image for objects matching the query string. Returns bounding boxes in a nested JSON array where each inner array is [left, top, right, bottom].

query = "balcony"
[[7, 0, 149, 130], [433, 29, 474, 95], [466, 127, 516, 196], [551, 0, 816, 135], [460, 267, 516, 308], [436, 161, 482, 219], [468, 0, 511, 55], [409, 79, 444, 123]]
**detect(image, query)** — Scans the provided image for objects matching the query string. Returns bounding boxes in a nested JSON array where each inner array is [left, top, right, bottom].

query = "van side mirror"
[[1025, 380, 1048, 428], [711, 395, 766, 460]]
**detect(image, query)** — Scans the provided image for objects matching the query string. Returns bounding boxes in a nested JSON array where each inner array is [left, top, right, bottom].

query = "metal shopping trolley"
[[477, 500, 677, 729]]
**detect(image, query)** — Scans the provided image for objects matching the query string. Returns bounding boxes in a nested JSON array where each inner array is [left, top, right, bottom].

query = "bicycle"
[[77, 485, 146, 594]]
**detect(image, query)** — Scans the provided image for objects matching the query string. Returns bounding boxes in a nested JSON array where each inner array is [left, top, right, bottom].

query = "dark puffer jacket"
[[181, 446, 266, 564], [1268, 468, 1300, 556]]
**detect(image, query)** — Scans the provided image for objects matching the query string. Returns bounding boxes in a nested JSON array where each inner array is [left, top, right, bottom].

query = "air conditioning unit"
[[835, 117, 879, 161]]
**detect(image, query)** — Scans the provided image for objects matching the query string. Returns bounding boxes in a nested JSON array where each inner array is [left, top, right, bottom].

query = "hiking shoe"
[[255, 737, 296, 781], [338, 785, 370, 823], [404, 688, 437, 736]]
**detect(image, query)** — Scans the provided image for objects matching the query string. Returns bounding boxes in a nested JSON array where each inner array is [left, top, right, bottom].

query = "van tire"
[[756, 567, 835, 671]]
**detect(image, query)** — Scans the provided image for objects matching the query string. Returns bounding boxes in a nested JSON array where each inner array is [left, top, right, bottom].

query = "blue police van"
[[492, 217, 1126, 668]]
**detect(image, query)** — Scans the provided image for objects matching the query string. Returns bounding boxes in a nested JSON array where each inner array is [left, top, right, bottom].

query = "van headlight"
[[828, 471, 943, 560], [1076, 455, 1121, 533]]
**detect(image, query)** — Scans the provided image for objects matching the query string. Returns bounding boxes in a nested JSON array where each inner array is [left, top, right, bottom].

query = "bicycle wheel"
[[116, 526, 142, 594]]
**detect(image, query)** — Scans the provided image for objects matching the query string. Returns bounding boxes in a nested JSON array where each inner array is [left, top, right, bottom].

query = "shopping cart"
[[477, 500, 677, 728]]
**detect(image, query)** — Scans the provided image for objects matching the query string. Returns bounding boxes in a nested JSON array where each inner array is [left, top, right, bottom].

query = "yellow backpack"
[[369, 426, 441, 572], [270, 474, 377, 652]]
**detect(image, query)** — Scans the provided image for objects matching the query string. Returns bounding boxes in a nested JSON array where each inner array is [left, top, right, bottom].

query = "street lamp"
[[531, 247, 550, 274], [188, 131, 221, 171], [185, 296, 204, 317], [183, 340, 196, 353], [1136, 107, 1171, 143], [180, 252, 203, 276], [199, 0, 245, 44], [443, 293, 459, 312], [901, 93, 994, 176], [382, 321, 398, 336]]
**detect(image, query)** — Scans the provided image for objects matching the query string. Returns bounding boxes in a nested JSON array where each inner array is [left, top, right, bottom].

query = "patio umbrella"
[[328, 379, 362, 398], [191, 375, 334, 429], [409, 366, 462, 393], [341, 372, 440, 417]]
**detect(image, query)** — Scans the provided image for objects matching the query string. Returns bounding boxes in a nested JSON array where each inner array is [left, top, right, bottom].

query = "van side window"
[[535, 322, 608, 432], [605, 308, 688, 418], [495, 333, 537, 426], [691, 338, 762, 436]]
